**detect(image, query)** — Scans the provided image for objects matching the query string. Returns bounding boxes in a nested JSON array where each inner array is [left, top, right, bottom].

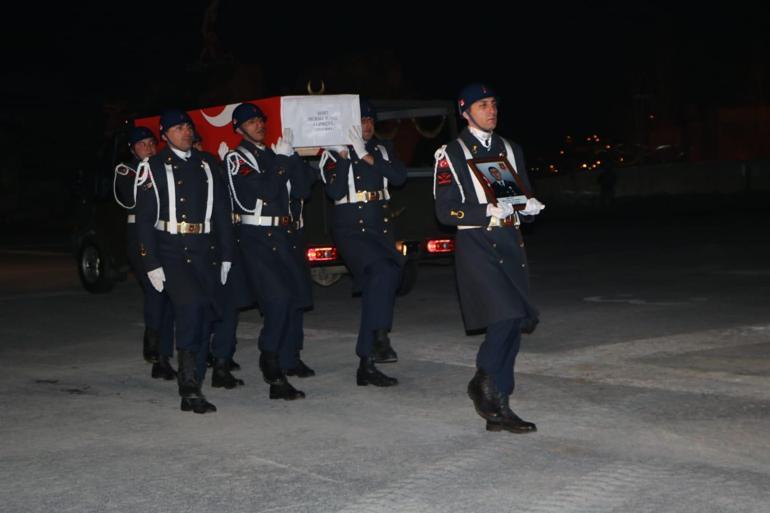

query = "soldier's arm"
[[434, 151, 489, 227], [287, 154, 317, 199], [211, 171, 235, 262], [231, 155, 289, 202], [134, 165, 161, 272], [322, 154, 350, 201], [370, 141, 407, 186]]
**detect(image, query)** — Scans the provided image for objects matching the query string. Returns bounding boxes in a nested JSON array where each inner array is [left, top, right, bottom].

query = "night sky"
[[1, 1, 768, 159]]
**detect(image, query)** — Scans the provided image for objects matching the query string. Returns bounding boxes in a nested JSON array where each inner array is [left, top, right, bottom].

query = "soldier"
[[193, 130, 248, 390], [224, 102, 312, 400], [433, 83, 545, 433], [134, 109, 235, 414], [320, 98, 406, 387], [113, 126, 176, 380], [285, 143, 318, 379]]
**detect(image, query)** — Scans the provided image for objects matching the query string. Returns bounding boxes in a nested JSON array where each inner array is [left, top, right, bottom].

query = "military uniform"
[[434, 83, 541, 433], [321, 107, 406, 386], [113, 129, 175, 380], [134, 111, 234, 413], [224, 106, 311, 399]]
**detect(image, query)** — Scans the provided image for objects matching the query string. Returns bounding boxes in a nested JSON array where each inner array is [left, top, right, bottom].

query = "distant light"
[[559, 149, 565, 155], [605, 144, 611, 149], [649, 114, 655, 120], [596, 160, 601, 165], [581, 163, 588, 169]]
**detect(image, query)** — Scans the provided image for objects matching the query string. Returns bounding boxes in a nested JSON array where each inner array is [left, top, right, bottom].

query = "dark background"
[[0, 1, 768, 228]]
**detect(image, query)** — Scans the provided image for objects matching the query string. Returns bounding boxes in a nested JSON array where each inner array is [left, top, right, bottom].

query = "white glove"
[[348, 125, 369, 158], [520, 197, 545, 216], [147, 267, 165, 292], [486, 202, 514, 219], [221, 261, 232, 285], [272, 128, 294, 156]]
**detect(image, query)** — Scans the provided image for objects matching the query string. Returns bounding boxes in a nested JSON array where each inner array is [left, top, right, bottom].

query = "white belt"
[[335, 189, 387, 205], [127, 214, 136, 224], [154, 220, 210, 234], [238, 214, 292, 227]]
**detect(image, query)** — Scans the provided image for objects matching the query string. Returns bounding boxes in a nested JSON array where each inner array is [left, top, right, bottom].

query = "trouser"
[[355, 259, 401, 358], [211, 307, 240, 360], [476, 317, 522, 396]]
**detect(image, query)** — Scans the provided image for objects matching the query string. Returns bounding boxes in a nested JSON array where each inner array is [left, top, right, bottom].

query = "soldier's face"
[[361, 117, 375, 141], [490, 168, 502, 181], [464, 97, 498, 132], [133, 138, 157, 160], [163, 123, 194, 151], [239, 117, 266, 144]]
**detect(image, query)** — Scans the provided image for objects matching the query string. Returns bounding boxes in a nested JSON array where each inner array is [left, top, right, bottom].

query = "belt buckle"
[[179, 221, 188, 233]]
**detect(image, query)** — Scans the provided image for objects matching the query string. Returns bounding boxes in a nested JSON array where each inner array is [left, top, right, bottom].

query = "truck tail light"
[[426, 238, 455, 254], [306, 246, 338, 263]]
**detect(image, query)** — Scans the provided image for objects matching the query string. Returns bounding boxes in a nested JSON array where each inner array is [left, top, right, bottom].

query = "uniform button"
[[358, 205, 363, 210], [264, 202, 268, 206], [515, 225, 520, 230], [179, 197, 186, 203], [361, 228, 366, 232], [212, 261, 217, 266], [492, 243, 497, 248], [186, 258, 192, 264], [292, 245, 297, 249], [486, 227, 492, 232], [521, 263, 526, 268], [499, 259, 504, 264], [177, 180, 183, 185], [519, 243, 525, 248], [356, 175, 361, 180], [181, 214, 187, 220], [383, 229, 388, 233], [272, 247, 277, 251], [267, 231, 272, 237], [183, 246, 189, 251], [358, 219, 364, 224], [384, 218, 389, 223], [210, 245, 215, 250]]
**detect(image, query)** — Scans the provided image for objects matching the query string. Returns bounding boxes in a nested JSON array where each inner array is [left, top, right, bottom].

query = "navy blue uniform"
[[287, 159, 318, 360], [134, 146, 235, 378], [225, 140, 312, 370], [114, 157, 174, 359], [322, 138, 406, 357], [203, 150, 255, 362], [434, 127, 539, 395]]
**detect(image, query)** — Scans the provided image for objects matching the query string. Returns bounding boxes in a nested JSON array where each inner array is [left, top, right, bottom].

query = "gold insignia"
[[139, 244, 147, 257], [471, 145, 478, 154], [450, 210, 465, 219]]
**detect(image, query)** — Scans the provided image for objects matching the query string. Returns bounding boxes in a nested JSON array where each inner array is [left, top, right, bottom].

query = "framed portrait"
[[468, 157, 531, 209]]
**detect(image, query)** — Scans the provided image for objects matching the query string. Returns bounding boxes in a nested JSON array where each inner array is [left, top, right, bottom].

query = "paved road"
[[1, 210, 768, 513]]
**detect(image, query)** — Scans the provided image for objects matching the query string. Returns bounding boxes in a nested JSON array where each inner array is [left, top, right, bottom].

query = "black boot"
[[143, 328, 160, 363], [211, 358, 245, 389], [467, 370, 502, 422], [486, 395, 537, 433], [373, 329, 398, 363], [269, 377, 306, 400], [357, 356, 398, 387], [286, 355, 316, 378], [228, 358, 241, 371], [259, 351, 285, 385], [151, 355, 177, 380], [177, 350, 217, 414]]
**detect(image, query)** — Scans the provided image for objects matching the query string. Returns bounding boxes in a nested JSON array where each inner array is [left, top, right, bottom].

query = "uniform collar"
[[239, 138, 266, 153], [468, 125, 493, 149], [170, 146, 192, 161]]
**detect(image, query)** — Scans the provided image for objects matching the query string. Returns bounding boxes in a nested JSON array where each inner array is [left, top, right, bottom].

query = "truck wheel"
[[77, 239, 116, 294], [397, 260, 418, 296]]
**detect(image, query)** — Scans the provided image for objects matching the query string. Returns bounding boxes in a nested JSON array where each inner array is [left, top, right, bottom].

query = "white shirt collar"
[[170, 147, 192, 161], [469, 125, 493, 149]]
